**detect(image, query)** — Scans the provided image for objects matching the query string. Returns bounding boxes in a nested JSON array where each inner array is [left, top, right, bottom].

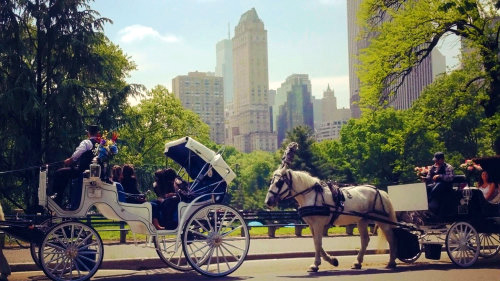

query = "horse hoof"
[[332, 258, 339, 267], [351, 264, 362, 270], [307, 266, 319, 273], [386, 263, 397, 269]]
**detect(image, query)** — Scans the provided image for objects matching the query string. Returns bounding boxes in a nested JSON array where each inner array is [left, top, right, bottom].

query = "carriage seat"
[[463, 189, 499, 217]]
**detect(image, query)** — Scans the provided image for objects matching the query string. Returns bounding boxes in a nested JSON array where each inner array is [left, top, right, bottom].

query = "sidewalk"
[[5, 235, 389, 272]]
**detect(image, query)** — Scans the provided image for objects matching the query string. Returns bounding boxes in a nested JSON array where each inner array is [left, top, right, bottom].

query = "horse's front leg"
[[307, 222, 323, 272], [352, 219, 370, 269]]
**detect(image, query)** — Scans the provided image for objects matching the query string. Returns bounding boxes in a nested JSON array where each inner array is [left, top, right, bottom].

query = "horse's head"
[[265, 167, 293, 207]]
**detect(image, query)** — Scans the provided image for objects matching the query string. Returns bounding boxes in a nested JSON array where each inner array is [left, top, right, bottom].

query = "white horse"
[[264, 167, 398, 272]]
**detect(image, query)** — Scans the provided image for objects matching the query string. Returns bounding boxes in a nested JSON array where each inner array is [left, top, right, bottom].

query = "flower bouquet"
[[459, 159, 482, 186], [414, 166, 430, 179], [94, 131, 118, 180]]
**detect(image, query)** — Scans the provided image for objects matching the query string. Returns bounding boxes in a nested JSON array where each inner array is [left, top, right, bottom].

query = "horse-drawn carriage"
[[388, 178, 500, 268], [0, 136, 250, 280], [265, 142, 500, 272]]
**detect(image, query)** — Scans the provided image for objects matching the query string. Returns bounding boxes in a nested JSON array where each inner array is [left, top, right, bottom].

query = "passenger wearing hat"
[[51, 125, 100, 208], [424, 152, 455, 216]]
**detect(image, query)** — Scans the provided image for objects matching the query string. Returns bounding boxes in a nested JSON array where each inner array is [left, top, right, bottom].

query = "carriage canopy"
[[164, 137, 236, 185]]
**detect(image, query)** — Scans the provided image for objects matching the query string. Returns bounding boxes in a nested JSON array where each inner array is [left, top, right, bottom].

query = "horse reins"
[[269, 170, 319, 202]]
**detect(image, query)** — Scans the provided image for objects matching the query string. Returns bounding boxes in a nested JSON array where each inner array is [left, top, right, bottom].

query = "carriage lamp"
[[90, 158, 101, 180]]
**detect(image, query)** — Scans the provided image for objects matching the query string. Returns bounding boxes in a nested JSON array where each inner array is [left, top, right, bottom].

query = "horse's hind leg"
[[379, 223, 397, 268], [352, 219, 370, 269]]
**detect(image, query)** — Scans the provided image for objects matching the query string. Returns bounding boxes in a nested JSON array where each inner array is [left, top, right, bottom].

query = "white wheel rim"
[[446, 222, 480, 268], [479, 233, 500, 258], [155, 234, 192, 271], [183, 204, 250, 277], [40, 222, 103, 281]]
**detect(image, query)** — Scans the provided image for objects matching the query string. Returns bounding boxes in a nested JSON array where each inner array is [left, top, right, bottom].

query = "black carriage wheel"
[[479, 233, 500, 258], [30, 242, 41, 269], [39, 221, 104, 281], [182, 204, 250, 277], [154, 234, 192, 271]]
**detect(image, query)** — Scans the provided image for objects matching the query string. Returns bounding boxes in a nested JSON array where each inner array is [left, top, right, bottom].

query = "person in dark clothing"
[[120, 164, 145, 204], [52, 125, 100, 208], [120, 164, 140, 195], [424, 152, 455, 216], [151, 168, 181, 230]]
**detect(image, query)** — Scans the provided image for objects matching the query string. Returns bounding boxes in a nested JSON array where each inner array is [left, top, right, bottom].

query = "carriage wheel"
[[39, 221, 103, 281], [479, 233, 500, 258], [30, 242, 41, 268], [31, 217, 64, 269], [154, 234, 192, 271], [182, 204, 250, 277], [398, 232, 422, 264], [445, 221, 480, 268]]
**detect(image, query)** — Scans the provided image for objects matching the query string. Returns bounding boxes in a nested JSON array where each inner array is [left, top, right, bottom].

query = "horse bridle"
[[269, 170, 322, 202], [268, 170, 294, 201]]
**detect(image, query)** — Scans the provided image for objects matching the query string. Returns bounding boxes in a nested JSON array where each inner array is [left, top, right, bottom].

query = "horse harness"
[[293, 181, 388, 225]]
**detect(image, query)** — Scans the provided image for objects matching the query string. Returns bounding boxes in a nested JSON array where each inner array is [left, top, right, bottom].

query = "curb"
[[10, 249, 391, 272]]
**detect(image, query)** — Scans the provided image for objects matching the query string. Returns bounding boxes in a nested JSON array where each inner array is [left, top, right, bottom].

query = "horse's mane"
[[291, 170, 320, 189]]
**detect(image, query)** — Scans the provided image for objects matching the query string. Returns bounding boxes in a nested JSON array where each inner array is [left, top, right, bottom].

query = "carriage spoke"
[[75, 233, 93, 248], [221, 241, 245, 252], [221, 225, 243, 237], [204, 247, 215, 271], [216, 209, 228, 233], [78, 241, 98, 251], [219, 244, 232, 269], [194, 219, 211, 233], [221, 242, 240, 260], [76, 257, 90, 272]]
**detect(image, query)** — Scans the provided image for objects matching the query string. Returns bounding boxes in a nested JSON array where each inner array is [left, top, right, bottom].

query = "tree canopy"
[[0, 0, 138, 211], [358, 0, 500, 134]]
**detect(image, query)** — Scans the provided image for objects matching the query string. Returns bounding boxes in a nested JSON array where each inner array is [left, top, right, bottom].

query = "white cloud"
[[118, 24, 181, 44]]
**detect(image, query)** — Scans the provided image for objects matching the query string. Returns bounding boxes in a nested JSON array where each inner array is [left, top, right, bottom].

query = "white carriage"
[[32, 136, 250, 280]]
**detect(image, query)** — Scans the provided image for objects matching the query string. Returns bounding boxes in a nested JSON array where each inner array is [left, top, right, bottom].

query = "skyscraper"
[[347, 0, 364, 119], [172, 72, 225, 144], [347, 0, 446, 114], [227, 8, 276, 152], [275, 74, 314, 145], [273, 74, 311, 132], [216, 34, 233, 104]]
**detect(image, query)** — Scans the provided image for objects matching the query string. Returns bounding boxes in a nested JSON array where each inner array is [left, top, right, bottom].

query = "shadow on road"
[[281, 259, 500, 279]]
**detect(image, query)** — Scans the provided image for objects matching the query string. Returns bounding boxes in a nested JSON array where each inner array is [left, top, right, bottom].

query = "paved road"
[[4, 235, 388, 270], [8, 254, 500, 281]]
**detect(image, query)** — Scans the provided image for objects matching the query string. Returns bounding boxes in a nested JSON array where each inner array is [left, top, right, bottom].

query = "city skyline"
[[90, 0, 351, 107], [90, 0, 460, 109]]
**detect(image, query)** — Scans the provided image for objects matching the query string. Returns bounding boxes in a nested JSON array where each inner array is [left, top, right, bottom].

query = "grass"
[[3, 223, 365, 247], [91, 224, 362, 243]]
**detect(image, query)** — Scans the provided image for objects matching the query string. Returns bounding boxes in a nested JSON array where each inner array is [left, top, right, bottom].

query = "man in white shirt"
[[52, 125, 99, 207]]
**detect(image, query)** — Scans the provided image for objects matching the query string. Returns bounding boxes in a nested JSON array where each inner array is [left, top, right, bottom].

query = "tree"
[[337, 109, 407, 188], [226, 150, 277, 210], [358, 0, 500, 147], [114, 85, 211, 192], [0, 0, 138, 211], [281, 126, 325, 178]]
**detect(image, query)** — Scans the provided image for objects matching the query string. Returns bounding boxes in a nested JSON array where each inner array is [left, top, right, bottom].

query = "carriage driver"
[[51, 125, 100, 208], [424, 152, 455, 216]]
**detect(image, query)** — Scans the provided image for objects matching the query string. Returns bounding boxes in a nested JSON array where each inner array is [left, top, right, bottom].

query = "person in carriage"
[[151, 168, 185, 230], [51, 125, 100, 208], [423, 152, 455, 217]]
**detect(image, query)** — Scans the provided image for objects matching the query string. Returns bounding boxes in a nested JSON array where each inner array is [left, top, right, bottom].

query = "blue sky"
[[90, 0, 351, 107], [90, 0, 460, 108]]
